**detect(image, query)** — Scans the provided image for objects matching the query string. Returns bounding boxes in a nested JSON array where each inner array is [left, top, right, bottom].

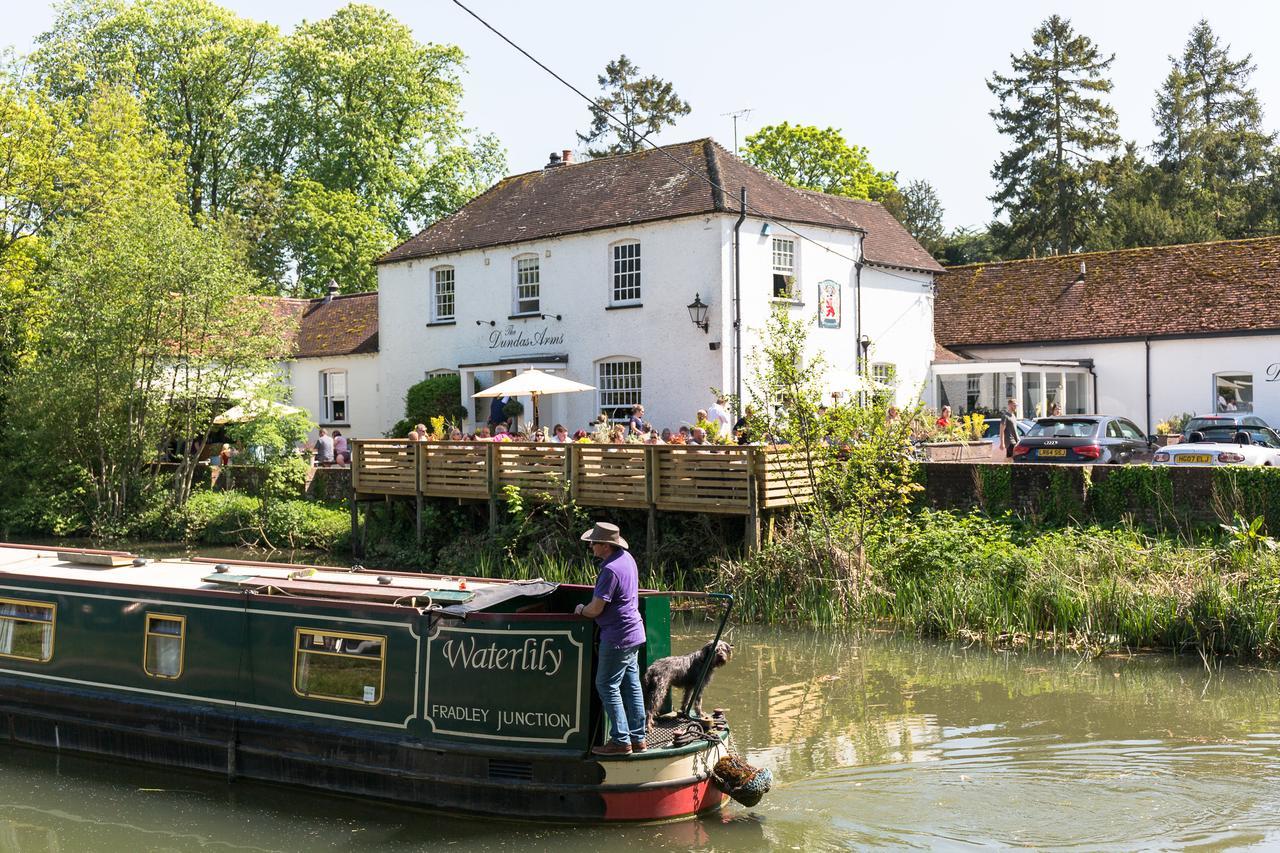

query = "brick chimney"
[[562, 149, 573, 165]]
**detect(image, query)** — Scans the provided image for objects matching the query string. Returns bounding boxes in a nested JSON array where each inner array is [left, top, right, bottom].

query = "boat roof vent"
[[55, 550, 140, 569]]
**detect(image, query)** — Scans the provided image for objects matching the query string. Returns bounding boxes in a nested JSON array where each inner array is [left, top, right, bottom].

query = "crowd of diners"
[[405, 394, 763, 446]]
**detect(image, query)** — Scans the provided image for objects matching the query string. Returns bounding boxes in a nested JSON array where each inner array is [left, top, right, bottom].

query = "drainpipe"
[[1144, 337, 1152, 435], [854, 244, 864, 375], [733, 187, 746, 413]]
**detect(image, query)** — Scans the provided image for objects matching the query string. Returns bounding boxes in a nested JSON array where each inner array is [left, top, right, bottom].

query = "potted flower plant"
[[922, 412, 993, 462]]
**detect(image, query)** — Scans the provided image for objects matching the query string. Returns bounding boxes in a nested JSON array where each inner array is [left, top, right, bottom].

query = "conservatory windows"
[[1214, 372, 1253, 413]]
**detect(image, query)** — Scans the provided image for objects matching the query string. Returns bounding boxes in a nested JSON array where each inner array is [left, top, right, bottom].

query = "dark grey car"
[[1013, 415, 1154, 464]]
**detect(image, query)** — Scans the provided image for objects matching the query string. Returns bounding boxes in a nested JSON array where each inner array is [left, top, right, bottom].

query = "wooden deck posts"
[[349, 440, 817, 555]]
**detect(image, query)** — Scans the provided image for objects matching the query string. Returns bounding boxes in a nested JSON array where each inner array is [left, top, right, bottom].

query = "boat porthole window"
[[293, 628, 386, 706], [0, 598, 55, 663], [143, 614, 186, 679]]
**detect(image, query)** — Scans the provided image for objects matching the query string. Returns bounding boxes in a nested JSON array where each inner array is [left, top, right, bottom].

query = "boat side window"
[[143, 614, 185, 679], [0, 598, 55, 662], [294, 629, 386, 706]]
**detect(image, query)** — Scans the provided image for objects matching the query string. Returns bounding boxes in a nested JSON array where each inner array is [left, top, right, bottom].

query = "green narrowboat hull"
[[0, 545, 729, 822]]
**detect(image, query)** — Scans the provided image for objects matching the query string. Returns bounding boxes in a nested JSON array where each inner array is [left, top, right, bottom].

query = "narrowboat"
[[0, 543, 734, 822]]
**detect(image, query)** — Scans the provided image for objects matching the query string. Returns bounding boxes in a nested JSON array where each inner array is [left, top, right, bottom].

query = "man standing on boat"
[[575, 522, 648, 755]]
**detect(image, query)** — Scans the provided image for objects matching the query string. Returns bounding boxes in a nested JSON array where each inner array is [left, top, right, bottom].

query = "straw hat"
[[580, 522, 628, 550]]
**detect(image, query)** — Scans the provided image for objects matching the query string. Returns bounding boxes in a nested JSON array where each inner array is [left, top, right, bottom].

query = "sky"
[[6, 1, 1280, 231]]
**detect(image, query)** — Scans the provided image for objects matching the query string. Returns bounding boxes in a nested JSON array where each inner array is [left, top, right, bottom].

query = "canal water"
[[4, 615, 1280, 851]]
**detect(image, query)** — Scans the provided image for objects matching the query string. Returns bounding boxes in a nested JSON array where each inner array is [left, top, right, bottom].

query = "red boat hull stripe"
[[602, 777, 726, 821]]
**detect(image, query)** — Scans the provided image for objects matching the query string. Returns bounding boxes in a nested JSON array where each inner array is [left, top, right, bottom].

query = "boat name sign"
[[424, 622, 587, 745]]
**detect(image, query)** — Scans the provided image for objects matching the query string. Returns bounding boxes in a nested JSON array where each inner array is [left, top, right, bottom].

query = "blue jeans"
[[596, 643, 647, 744]]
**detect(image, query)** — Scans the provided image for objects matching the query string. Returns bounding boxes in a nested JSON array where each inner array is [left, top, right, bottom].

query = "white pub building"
[[367, 139, 942, 433], [276, 142, 1280, 443]]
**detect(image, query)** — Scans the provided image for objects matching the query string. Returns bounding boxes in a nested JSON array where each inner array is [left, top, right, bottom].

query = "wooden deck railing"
[[351, 440, 819, 515]]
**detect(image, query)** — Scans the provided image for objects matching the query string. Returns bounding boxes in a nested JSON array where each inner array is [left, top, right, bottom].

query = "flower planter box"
[[923, 441, 994, 463], [1155, 434, 1182, 447]]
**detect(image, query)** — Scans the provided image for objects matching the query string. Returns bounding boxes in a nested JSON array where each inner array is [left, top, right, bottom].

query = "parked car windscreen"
[[1186, 416, 1269, 433], [1027, 418, 1099, 438], [1189, 427, 1280, 448]]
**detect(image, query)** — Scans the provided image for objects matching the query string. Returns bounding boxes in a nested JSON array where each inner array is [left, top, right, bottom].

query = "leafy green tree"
[[33, 0, 279, 220], [31, 1, 505, 296], [1152, 19, 1276, 238], [248, 3, 505, 295], [7, 173, 295, 530], [940, 227, 1002, 266], [742, 123, 898, 202], [888, 179, 947, 257], [987, 15, 1120, 256], [0, 77, 183, 479], [577, 54, 690, 157]]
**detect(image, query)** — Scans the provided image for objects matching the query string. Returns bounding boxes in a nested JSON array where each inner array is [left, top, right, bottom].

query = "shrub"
[[394, 376, 464, 436]]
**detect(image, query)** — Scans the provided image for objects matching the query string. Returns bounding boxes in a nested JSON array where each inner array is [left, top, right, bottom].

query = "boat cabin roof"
[[0, 544, 560, 613]]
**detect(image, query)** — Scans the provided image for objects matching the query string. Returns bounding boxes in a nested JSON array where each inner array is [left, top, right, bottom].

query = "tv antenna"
[[721, 108, 753, 153]]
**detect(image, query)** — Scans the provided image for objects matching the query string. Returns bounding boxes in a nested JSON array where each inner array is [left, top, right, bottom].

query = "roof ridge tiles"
[[944, 234, 1280, 272]]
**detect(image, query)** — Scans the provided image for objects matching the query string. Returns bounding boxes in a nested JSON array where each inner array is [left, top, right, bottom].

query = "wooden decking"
[[350, 440, 819, 550]]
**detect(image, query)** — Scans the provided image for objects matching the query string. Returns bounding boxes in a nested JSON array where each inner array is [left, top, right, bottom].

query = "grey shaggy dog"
[[642, 640, 733, 730]]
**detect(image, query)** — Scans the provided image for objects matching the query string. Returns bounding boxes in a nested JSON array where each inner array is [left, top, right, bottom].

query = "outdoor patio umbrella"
[[213, 401, 305, 424], [473, 369, 594, 430]]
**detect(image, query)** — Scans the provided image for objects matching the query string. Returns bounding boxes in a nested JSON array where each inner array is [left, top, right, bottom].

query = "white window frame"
[[609, 239, 642, 305], [513, 254, 540, 315], [597, 357, 642, 422], [771, 236, 798, 300], [320, 369, 348, 424], [425, 368, 458, 380], [871, 362, 896, 406], [430, 265, 455, 323]]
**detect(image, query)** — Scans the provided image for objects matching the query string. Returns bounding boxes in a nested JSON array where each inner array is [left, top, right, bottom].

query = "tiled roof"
[[935, 236, 1280, 347], [378, 139, 942, 274], [282, 292, 379, 358], [934, 341, 968, 362]]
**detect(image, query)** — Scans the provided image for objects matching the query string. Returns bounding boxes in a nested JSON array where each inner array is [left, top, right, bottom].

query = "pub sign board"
[[423, 620, 590, 747], [818, 280, 841, 329]]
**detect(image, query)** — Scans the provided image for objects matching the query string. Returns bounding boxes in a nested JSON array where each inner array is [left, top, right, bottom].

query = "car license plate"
[[1176, 454, 1212, 464], [1038, 448, 1067, 457]]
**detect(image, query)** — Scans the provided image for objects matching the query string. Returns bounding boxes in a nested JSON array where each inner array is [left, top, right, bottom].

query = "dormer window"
[[513, 255, 540, 315]]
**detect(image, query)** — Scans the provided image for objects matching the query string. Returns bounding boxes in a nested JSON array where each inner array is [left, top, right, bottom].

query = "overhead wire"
[[450, 0, 937, 285]]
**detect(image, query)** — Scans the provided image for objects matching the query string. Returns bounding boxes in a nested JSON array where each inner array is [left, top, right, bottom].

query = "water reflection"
[[5, 622, 1280, 850]]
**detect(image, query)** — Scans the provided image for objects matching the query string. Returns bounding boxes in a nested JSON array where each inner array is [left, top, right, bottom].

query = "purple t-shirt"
[[592, 549, 647, 649]]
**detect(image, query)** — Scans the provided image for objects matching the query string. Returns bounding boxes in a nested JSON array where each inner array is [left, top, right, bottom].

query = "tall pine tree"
[[1152, 19, 1275, 238], [577, 56, 690, 158], [987, 15, 1119, 256]]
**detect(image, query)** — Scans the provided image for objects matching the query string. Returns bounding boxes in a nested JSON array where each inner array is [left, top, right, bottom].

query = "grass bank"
[[717, 510, 1280, 660]]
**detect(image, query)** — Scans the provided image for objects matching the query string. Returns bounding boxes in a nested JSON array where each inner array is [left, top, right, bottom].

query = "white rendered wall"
[[288, 353, 382, 442], [376, 213, 938, 434], [377, 215, 728, 434], [962, 335, 1280, 433]]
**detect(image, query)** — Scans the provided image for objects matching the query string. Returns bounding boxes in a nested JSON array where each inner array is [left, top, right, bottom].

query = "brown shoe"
[[592, 741, 632, 756], [631, 740, 648, 753]]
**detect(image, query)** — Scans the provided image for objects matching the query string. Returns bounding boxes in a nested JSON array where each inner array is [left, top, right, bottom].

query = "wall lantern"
[[687, 293, 709, 333], [760, 222, 772, 237], [858, 334, 871, 355]]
